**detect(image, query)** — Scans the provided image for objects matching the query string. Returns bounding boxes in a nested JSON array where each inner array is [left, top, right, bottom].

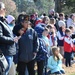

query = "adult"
[[67, 14, 75, 28], [13, 14, 38, 75], [0, 2, 16, 75], [6, 15, 16, 75]]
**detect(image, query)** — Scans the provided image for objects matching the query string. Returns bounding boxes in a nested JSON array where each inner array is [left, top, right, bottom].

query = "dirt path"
[[63, 63, 75, 75]]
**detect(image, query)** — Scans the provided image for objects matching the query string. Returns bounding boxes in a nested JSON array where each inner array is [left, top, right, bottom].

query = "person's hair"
[[69, 26, 73, 30], [50, 18, 56, 24], [0, 2, 5, 10], [65, 28, 71, 34], [70, 14, 73, 19], [52, 46, 63, 61], [46, 24, 52, 29], [59, 13, 64, 17], [43, 16, 50, 24], [16, 13, 29, 25], [65, 14, 68, 20], [44, 27, 49, 32]]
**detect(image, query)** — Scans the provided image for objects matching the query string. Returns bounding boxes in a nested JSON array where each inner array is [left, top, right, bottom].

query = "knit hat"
[[58, 20, 66, 27], [6, 15, 15, 24]]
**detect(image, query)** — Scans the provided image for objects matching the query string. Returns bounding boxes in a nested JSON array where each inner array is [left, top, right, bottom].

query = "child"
[[47, 46, 65, 74], [49, 28, 57, 47], [64, 28, 73, 67], [42, 28, 50, 55], [46, 25, 53, 39], [35, 25, 48, 75], [57, 20, 66, 56]]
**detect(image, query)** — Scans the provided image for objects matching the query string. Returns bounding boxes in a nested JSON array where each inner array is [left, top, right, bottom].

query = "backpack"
[[0, 51, 8, 75]]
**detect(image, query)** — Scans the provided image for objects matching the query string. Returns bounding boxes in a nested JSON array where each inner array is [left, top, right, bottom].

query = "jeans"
[[5, 56, 13, 75]]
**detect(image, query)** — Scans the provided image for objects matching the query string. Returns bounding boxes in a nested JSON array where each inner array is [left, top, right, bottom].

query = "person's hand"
[[33, 52, 37, 56], [33, 52, 37, 59], [14, 36, 19, 43]]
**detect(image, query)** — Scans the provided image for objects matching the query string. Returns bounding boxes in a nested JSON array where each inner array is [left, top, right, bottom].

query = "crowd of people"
[[0, 2, 75, 75]]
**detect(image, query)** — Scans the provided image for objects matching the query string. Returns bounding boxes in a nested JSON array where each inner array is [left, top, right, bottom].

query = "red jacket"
[[64, 36, 72, 53]]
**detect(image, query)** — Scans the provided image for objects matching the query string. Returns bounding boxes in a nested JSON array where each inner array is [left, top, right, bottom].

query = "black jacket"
[[0, 17, 16, 56]]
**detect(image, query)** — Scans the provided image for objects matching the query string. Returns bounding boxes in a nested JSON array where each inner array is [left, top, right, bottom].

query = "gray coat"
[[18, 28, 37, 63]]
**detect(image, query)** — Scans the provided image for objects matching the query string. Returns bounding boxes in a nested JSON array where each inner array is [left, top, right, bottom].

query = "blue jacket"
[[47, 56, 64, 73], [36, 38, 48, 61], [18, 28, 38, 63]]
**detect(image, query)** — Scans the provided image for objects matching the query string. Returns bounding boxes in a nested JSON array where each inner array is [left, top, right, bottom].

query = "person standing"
[[35, 25, 48, 75], [57, 20, 66, 56], [0, 2, 16, 75], [13, 14, 38, 75], [64, 28, 73, 67], [6, 15, 16, 75]]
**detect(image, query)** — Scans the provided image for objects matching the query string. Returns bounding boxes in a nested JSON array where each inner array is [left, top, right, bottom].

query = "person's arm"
[[0, 24, 14, 44], [33, 30, 38, 53], [47, 57, 57, 69]]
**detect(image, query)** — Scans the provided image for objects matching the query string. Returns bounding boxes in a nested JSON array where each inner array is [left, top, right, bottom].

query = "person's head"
[[18, 28, 25, 36], [69, 26, 74, 33], [52, 46, 63, 61], [46, 24, 52, 32], [65, 14, 68, 20], [70, 14, 75, 21], [43, 16, 50, 24], [13, 25, 24, 36], [50, 18, 56, 25], [43, 12, 46, 16], [58, 20, 66, 32], [42, 28, 49, 37], [18, 14, 30, 30], [6, 15, 15, 25], [55, 13, 59, 19], [0, 2, 6, 17], [34, 12, 38, 18], [59, 13, 64, 20], [65, 28, 71, 37], [49, 9, 55, 16], [16, 13, 26, 24]]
